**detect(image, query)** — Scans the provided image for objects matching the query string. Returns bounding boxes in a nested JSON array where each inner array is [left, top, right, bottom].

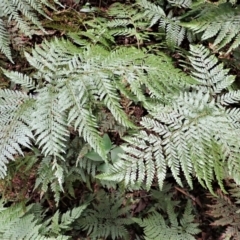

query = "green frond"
[[34, 157, 64, 204], [2, 69, 36, 90], [58, 78, 106, 159], [34, 156, 54, 193], [0, 0, 59, 60], [168, 0, 192, 8], [218, 91, 240, 105], [78, 191, 133, 240], [99, 92, 222, 191], [160, 13, 186, 47], [0, 202, 54, 240], [0, 90, 34, 178], [31, 86, 69, 158], [107, 3, 149, 44], [138, 0, 186, 46], [0, 199, 85, 239], [0, 19, 12, 62], [207, 187, 240, 240], [67, 17, 114, 48], [98, 45, 240, 192], [189, 44, 235, 94], [50, 205, 88, 235], [182, 3, 240, 52], [134, 201, 200, 240], [137, 0, 165, 27]]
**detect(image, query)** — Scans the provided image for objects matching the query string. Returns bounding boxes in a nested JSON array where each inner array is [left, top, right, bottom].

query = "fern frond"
[[160, 12, 186, 47], [218, 91, 240, 105], [78, 190, 133, 240], [189, 44, 235, 94], [50, 205, 88, 235], [182, 3, 240, 52], [168, 0, 192, 8], [0, 19, 12, 62], [137, 0, 165, 27], [34, 156, 63, 204], [58, 78, 106, 159], [138, 0, 186, 46], [98, 45, 240, 192], [0, 199, 85, 239], [0, 0, 59, 60], [22, 39, 139, 159], [0, 90, 34, 178], [107, 2, 149, 44], [2, 70, 36, 90], [116, 90, 239, 191], [134, 201, 200, 240], [31, 86, 69, 158], [207, 188, 240, 240], [0, 202, 56, 240]]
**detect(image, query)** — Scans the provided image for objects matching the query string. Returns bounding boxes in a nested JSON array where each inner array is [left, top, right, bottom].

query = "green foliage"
[[168, 0, 192, 8], [98, 44, 240, 193], [137, 0, 186, 47], [134, 200, 200, 240], [182, 3, 240, 52], [77, 190, 133, 240], [1, 0, 240, 239], [207, 185, 240, 240], [1, 34, 193, 176], [0, 200, 87, 240], [0, 19, 11, 61], [107, 2, 150, 45], [0, 90, 34, 178], [0, 0, 60, 62]]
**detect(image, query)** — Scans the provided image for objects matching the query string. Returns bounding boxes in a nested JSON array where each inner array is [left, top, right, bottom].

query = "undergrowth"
[[1, 0, 240, 239]]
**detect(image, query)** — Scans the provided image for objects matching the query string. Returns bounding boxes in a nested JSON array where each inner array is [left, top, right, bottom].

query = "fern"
[[97, 44, 240, 193], [2, 33, 193, 171], [0, 19, 12, 62], [0, 199, 87, 239], [134, 200, 200, 240], [168, 0, 192, 8], [137, 0, 186, 46], [0, 0, 60, 61], [0, 90, 34, 178], [48, 205, 88, 236], [182, 3, 240, 52], [0, 203, 45, 240], [77, 190, 133, 240], [188, 44, 236, 94], [107, 2, 150, 46], [207, 186, 240, 240]]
